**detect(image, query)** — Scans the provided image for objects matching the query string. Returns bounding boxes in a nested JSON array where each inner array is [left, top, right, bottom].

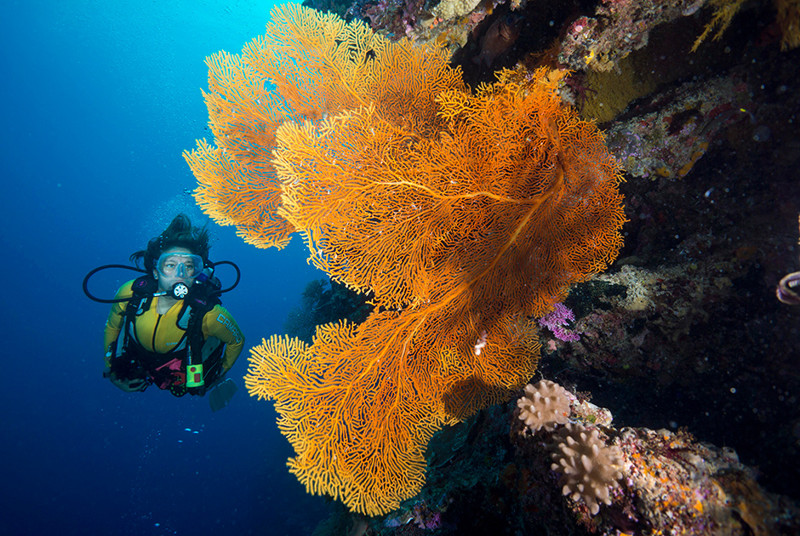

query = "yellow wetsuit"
[[104, 279, 244, 388]]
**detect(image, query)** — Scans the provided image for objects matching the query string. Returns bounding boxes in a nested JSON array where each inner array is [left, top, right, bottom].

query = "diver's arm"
[[103, 281, 135, 367], [102, 281, 147, 392], [202, 306, 245, 373]]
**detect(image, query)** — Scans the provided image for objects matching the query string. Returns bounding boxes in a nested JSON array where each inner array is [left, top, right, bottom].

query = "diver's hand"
[[105, 370, 148, 392]]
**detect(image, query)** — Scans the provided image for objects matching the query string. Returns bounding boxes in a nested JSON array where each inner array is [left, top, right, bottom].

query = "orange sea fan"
[[184, 48, 295, 248], [186, 139, 293, 249], [247, 302, 540, 516], [190, 4, 626, 517], [256, 65, 624, 515], [184, 3, 465, 249], [275, 67, 626, 315]]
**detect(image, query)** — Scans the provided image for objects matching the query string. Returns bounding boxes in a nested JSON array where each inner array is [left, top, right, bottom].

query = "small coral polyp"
[[517, 379, 571, 433], [551, 423, 624, 515]]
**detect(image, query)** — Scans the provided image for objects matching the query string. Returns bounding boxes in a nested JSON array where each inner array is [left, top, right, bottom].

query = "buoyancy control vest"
[[108, 274, 225, 397]]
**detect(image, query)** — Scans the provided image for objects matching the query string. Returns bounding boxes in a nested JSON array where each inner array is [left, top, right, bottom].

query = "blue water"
[[1, 2, 331, 534]]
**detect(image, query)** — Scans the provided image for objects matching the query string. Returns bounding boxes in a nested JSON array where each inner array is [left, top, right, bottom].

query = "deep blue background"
[[1, 2, 331, 534]]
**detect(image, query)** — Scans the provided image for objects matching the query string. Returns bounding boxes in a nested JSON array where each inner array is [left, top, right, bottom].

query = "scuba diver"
[[84, 214, 244, 409]]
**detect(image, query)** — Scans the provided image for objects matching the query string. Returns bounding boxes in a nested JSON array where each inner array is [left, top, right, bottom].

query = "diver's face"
[[153, 247, 199, 293]]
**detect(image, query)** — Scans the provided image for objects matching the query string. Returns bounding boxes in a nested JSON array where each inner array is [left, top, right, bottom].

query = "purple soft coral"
[[538, 303, 581, 342]]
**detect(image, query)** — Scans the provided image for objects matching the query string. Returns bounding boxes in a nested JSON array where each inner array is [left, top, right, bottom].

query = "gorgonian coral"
[[188, 4, 626, 515]]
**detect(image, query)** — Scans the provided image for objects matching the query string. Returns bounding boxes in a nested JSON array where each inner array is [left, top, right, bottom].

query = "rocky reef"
[[295, 0, 800, 533]]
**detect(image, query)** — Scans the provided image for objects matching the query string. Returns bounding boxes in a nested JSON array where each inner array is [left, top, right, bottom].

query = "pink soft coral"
[[539, 303, 581, 342]]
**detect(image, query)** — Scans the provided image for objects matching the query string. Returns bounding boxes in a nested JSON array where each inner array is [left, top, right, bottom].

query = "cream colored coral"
[[517, 380, 571, 434], [430, 0, 481, 20], [596, 264, 658, 312], [551, 423, 624, 515]]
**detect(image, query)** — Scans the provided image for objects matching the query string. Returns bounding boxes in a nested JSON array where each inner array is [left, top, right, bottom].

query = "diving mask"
[[156, 252, 204, 279]]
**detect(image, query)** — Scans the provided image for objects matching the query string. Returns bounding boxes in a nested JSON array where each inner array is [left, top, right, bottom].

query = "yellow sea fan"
[[692, 0, 800, 52], [691, 0, 746, 53]]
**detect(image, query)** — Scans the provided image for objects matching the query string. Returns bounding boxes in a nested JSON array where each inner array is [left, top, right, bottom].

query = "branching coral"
[[691, 0, 747, 53], [551, 423, 625, 516], [538, 303, 581, 342], [190, 4, 626, 516], [692, 0, 800, 52]]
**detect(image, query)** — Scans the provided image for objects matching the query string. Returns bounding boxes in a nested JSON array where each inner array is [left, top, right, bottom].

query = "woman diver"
[[95, 214, 244, 399]]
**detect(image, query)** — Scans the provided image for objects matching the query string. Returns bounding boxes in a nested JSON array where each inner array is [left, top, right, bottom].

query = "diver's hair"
[[130, 214, 210, 273]]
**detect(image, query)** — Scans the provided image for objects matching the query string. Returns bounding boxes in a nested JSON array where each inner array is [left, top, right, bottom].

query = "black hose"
[[83, 261, 242, 302], [212, 260, 241, 294], [82, 264, 147, 303]]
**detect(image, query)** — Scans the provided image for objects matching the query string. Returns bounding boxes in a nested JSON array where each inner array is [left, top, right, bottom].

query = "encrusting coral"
[[517, 379, 571, 433], [187, 4, 626, 516]]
